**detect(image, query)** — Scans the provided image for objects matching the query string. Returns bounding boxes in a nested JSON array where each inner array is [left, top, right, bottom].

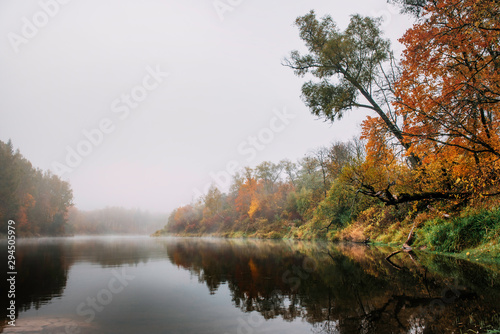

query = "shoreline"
[[152, 231, 500, 265]]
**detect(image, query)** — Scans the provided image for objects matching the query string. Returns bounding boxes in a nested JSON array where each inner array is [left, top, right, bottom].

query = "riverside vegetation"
[[154, 0, 500, 263], [1, 0, 499, 263]]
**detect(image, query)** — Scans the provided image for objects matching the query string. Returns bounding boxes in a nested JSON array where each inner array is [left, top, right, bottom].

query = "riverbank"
[[333, 205, 500, 264], [153, 205, 500, 264]]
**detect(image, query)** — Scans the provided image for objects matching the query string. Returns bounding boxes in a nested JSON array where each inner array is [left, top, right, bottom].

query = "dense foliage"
[[287, 0, 500, 206], [0, 140, 73, 236], [157, 0, 500, 254], [155, 140, 377, 238]]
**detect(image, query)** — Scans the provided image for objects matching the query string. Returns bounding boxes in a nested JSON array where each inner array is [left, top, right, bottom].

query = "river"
[[1, 236, 499, 333]]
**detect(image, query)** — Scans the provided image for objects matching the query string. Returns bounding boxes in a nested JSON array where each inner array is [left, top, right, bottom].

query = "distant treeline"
[[0, 140, 73, 236], [67, 206, 167, 235], [155, 139, 376, 239], [0, 140, 166, 236]]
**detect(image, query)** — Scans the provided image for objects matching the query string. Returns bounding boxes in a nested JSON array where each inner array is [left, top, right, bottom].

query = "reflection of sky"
[[6, 236, 500, 334], [15, 245, 314, 334]]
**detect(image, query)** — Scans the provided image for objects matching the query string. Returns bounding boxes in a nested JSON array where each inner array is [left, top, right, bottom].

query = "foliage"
[[156, 140, 365, 238], [312, 179, 375, 230], [0, 140, 73, 236], [284, 12, 411, 158], [155, 0, 500, 257], [388, 0, 428, 16], [414, 207, 500, 252], [394, 0, 500, 199], [285, 0, 500, 211]]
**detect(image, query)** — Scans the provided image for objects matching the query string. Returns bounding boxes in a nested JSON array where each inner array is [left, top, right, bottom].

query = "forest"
[[0, 139, 73, 236], [154, 0, 500, 258], [0, 140, 165, 236]]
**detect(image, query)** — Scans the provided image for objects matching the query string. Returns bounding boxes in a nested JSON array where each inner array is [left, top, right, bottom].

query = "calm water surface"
[[1, 236, 499, 334]]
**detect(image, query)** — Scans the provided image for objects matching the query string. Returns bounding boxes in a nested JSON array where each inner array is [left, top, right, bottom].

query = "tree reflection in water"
[[164, 239, 500, 333], [1, 237, 499, 333]]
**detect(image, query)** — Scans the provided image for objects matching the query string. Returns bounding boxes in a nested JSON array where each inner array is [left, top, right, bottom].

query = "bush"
[[312, 179, 377, 230], [267, 231, 283, 239]]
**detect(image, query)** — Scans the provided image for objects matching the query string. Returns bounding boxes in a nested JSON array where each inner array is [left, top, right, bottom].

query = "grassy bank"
[[298, 204, 500, 264], [154, 205, 500, 264]]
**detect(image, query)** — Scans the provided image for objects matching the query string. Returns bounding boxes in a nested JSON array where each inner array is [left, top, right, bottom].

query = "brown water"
[[1, 236, 499, 333]]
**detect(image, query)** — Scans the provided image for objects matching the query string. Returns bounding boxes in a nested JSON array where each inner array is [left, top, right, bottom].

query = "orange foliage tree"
[[394, 0, 500, 198], [348, 0, 500, 206]]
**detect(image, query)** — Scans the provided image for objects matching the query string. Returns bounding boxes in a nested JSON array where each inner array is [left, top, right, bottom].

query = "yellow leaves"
[[248, 197, 260, 220]]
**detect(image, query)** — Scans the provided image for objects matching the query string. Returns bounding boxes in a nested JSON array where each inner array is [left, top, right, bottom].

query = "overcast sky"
[[0, 0, 413, 213]]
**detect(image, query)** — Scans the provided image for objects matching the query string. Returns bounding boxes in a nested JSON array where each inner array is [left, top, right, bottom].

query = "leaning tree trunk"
[[403, 221, 417, 250]]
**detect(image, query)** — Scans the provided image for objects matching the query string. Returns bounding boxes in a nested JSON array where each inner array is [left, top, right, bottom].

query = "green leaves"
[[286, 11, 391, 123], [302, 80, 356, 120], [295, 11, 336, 53]]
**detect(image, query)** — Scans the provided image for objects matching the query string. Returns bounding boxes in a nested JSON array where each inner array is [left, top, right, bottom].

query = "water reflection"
[[1, 237, 499, 333], [1, 237, 156, 332], [164, 239, 500, 333]]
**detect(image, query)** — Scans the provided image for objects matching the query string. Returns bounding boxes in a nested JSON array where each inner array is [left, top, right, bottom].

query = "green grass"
[[413, 207, 500, 253]]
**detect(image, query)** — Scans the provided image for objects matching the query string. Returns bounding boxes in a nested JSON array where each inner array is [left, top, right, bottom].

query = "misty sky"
[[0, 0, 413, 213]]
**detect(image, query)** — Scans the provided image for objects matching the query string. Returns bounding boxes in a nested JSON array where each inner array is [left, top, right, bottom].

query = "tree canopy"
[[284, 11, 418, 167], [0, 140, 73, 236], [394, 0, 500, 198], [285, 0, 500, 207]]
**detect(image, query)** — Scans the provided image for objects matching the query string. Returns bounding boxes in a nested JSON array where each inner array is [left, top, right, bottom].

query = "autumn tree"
[[393, 0, 500, 199], [287, 2, 500, 206], [166, 204, 203, 234], [0, 140, 73, 236], [0, 140, 20, 230], [280, 159, 298, 188], [203, 185, 225, 218], [255, 161, 283, 194], [311, 147, 330, 197], [200, 185, 226, 233], [154, 138, 372, 236], [234, 169, 260, 221]]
